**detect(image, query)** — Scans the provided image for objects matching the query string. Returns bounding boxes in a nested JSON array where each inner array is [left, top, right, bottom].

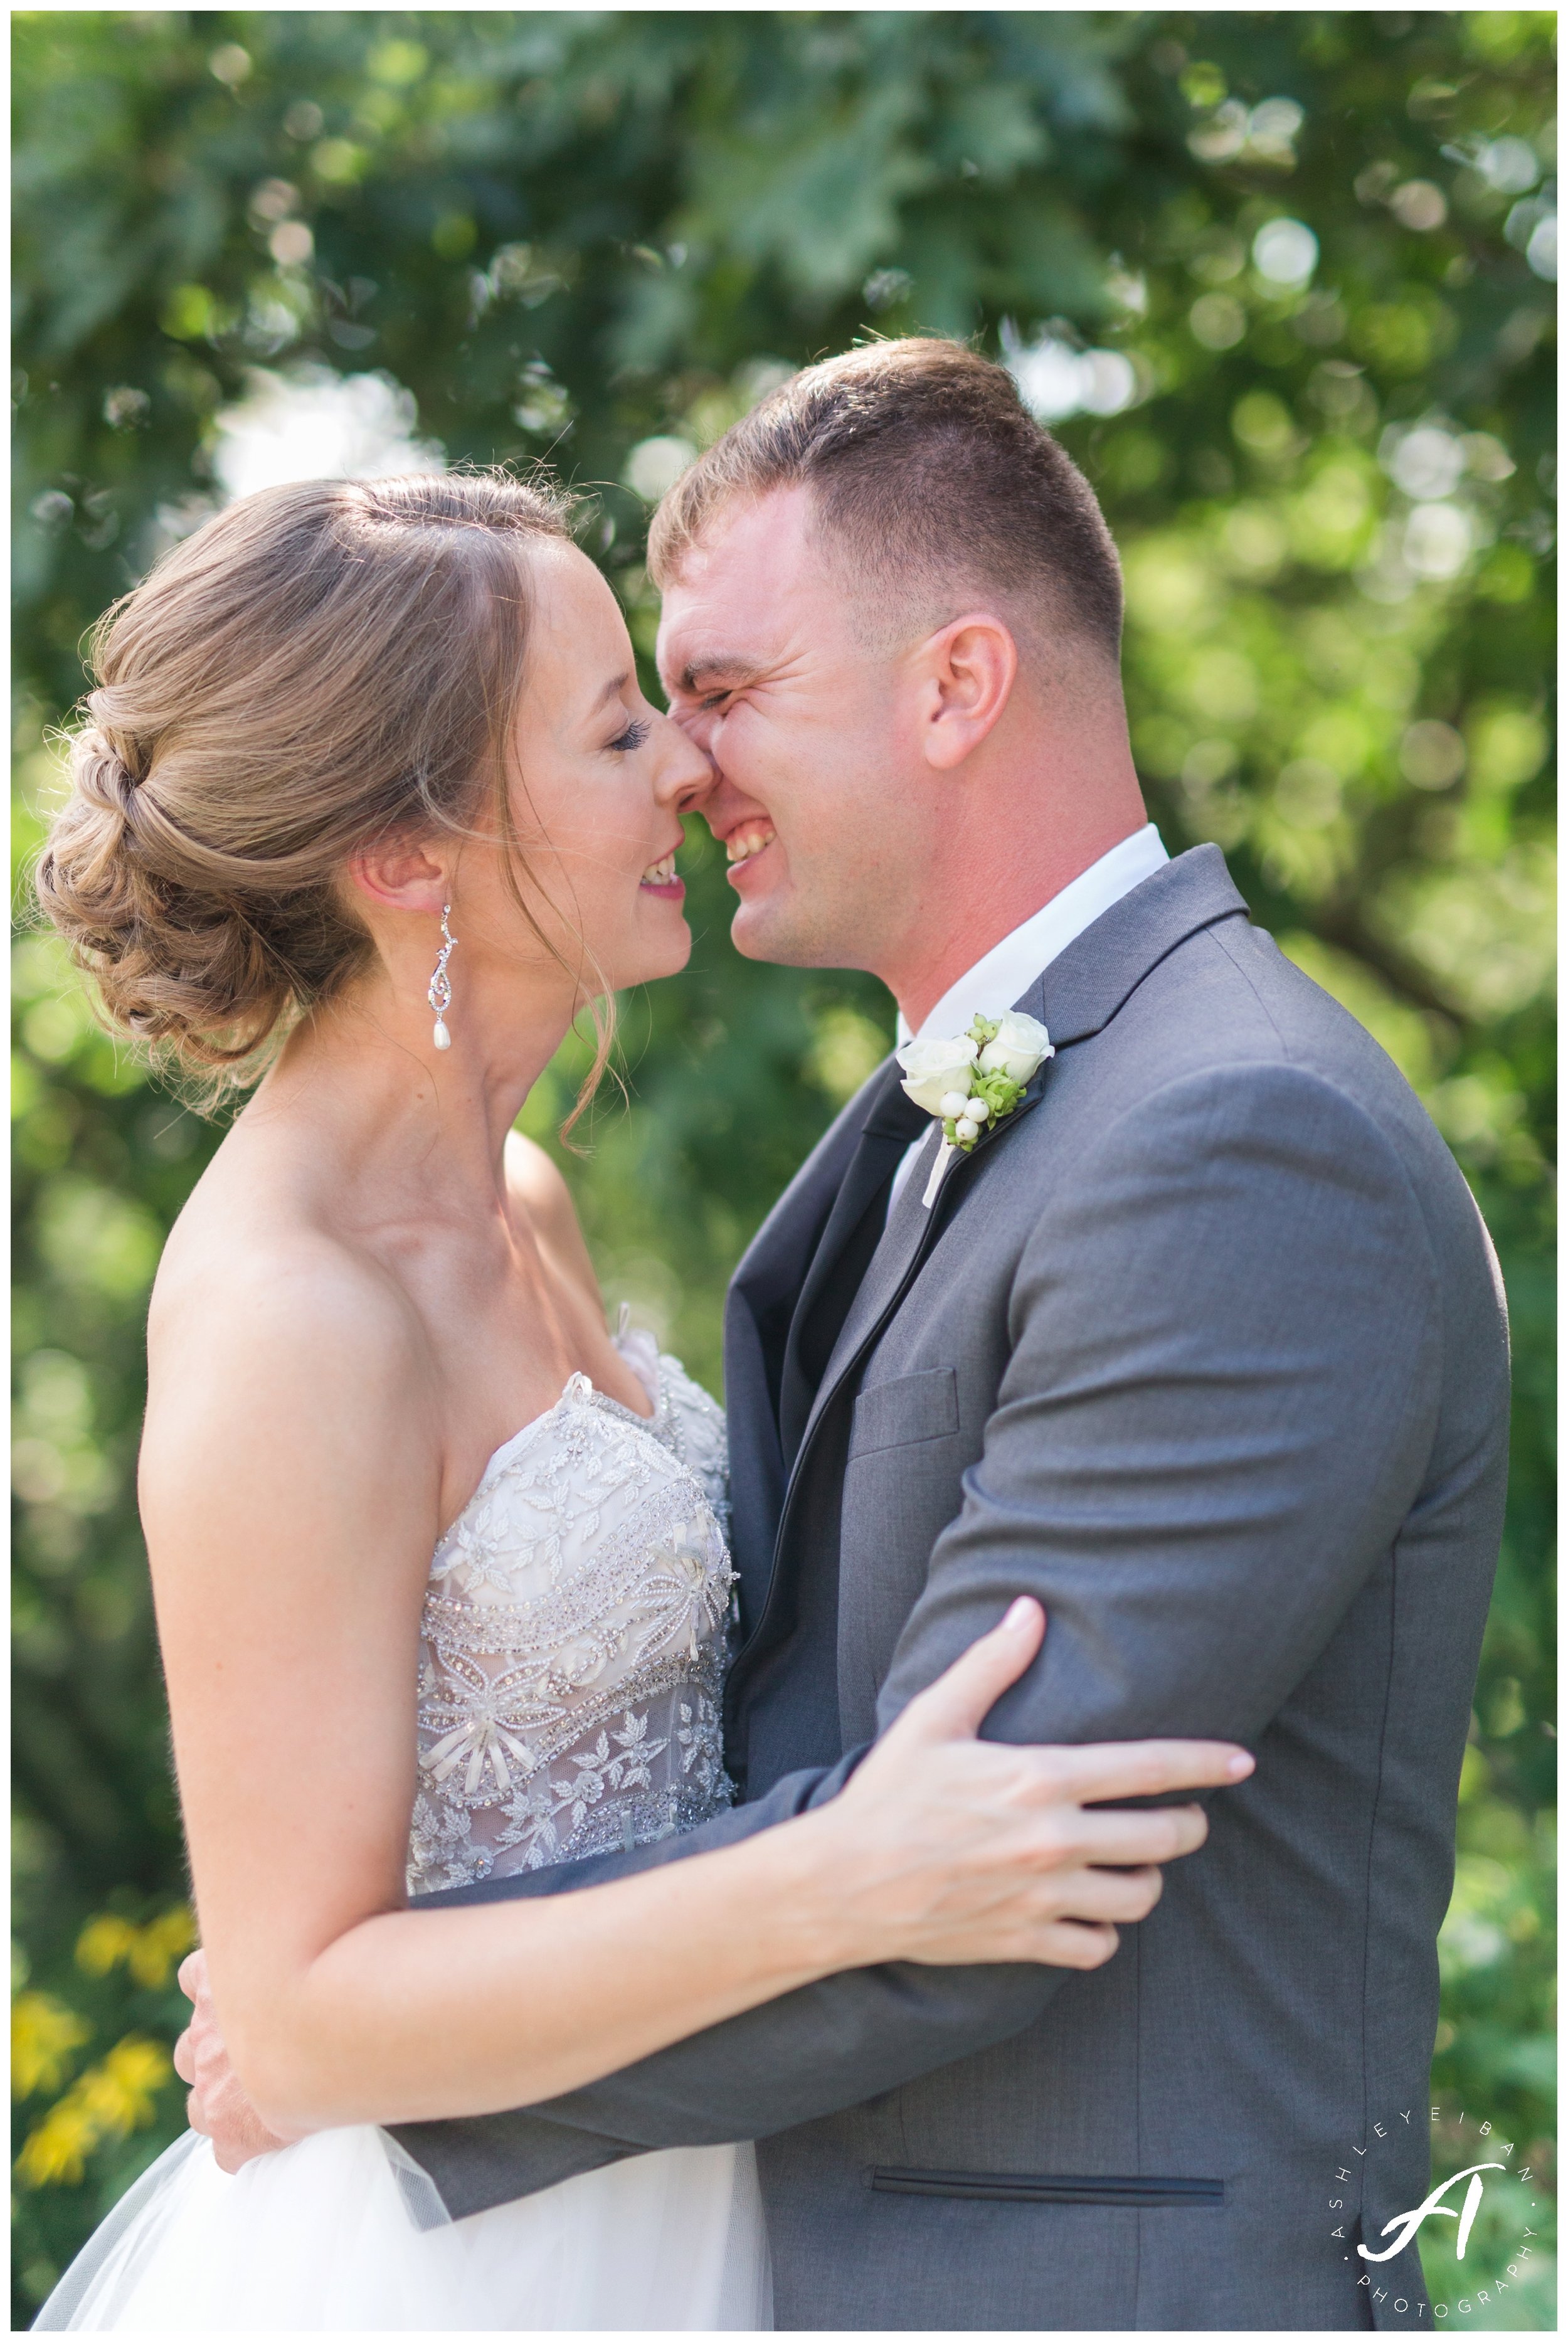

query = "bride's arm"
[[144, 1251, 1246, 2138]]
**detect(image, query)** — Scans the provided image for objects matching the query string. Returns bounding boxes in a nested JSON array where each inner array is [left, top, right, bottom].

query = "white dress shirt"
[[887, 823, 1170, 1216]]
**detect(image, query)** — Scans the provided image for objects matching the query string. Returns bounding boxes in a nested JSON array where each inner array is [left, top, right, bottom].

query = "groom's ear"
[[916, 612, 1019, 772]]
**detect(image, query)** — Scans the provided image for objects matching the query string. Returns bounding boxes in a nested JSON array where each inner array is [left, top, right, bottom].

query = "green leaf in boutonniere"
[[897, 1009, 1054, 1207]]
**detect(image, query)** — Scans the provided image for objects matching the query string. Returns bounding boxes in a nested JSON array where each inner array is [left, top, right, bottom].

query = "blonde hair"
[[35, 469, 614, 1120]]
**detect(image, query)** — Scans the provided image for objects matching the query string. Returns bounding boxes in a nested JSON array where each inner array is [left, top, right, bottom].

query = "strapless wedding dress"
[[38, 1332, 772, 2331]]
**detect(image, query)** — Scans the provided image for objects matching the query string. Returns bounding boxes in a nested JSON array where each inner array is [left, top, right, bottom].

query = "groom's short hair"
[[648, 337, 1123, 666]]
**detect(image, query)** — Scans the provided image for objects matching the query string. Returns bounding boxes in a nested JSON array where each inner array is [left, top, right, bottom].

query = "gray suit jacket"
[[394, 846, 1508, 2331]]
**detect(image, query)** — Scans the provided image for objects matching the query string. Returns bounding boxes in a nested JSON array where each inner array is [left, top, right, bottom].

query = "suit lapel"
[[800, 1071, 1048, 1456], [722, 1079, 1046, 1729], [722, 1054, 902, 1631], [725, 843, 1252, 1707], [776, 1066, 928, 1468], [1023, 839, 1248, 1048], [778, 847, 1251, 1554]]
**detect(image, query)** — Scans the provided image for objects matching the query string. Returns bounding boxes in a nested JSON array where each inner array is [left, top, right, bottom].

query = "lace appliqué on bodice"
[[408, 1336, 736, 1897]]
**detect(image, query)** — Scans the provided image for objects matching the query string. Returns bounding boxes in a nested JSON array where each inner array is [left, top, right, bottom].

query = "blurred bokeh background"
[[11, 11, 1555, 2324]]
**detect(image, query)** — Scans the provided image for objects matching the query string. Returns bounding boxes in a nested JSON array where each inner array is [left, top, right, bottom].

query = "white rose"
[[977, 1009, 1053, 1083], [896, 1032, 978, 1114]]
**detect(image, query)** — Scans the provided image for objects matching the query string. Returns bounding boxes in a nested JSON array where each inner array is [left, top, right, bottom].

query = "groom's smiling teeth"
[[725, 825, 776, 866]]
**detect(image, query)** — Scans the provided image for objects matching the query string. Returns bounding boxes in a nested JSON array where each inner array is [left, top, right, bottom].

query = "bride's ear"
[[347, 835, 450, 915]]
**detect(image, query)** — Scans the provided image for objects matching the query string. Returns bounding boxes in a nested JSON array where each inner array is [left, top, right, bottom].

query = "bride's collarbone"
[[423, 1296, 655, 1527]]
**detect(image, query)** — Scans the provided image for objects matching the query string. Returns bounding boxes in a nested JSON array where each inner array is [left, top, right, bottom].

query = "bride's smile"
[[447, 534, 709, 1008], [333, 534, 712, 1113]]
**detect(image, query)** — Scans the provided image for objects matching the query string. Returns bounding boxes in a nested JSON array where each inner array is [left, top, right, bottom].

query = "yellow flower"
[[75, 1904, 195, 1990], [16, 2099, 97, 2188], [82, 2037, 171, 2127], [14, 2035, 172, 2190], [11, 1993, 92, 2100], [128, 1907, 196, 1990], [73, 1915, 139, 1979]]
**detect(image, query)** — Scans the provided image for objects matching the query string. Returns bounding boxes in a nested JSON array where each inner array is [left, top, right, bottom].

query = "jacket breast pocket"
[[849, 1366, 959, 1459]]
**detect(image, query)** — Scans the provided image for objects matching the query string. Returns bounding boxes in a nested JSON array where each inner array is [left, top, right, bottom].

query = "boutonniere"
[[897, 1010, 1054, 1209]]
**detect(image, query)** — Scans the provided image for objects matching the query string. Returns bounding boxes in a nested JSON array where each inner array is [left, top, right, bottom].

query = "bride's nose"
[[653, 711, 717, 813]]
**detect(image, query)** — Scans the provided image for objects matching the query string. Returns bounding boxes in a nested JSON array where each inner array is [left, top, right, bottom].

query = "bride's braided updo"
[[35, 470, 571, 1086]]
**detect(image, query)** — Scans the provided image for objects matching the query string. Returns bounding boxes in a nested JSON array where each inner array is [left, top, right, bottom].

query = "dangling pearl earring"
[[428, 904, 457, 1052]]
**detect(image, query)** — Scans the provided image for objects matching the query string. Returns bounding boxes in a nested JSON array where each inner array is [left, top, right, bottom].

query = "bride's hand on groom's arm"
[[170, 1599, 1246, 2173], [820, 1596, 1253, 1972]]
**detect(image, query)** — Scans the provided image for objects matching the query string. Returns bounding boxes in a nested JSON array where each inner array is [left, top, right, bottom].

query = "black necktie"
[[776, 1068, 930, 1471]]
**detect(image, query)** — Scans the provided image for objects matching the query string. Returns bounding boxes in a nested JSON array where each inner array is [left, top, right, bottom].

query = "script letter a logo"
[[1358, 2164, 1505, 2264]]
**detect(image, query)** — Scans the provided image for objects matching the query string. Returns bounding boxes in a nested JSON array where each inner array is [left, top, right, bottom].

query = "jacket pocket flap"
[[869, 2168, 1224, 2208], [850, 1366, 959, 1458]]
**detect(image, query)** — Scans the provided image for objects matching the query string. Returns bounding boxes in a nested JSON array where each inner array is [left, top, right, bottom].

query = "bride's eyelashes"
[[606, 716, 652, 754]]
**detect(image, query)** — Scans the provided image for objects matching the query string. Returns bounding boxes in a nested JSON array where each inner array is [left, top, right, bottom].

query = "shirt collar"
[[896, 824, 1171, 1047]]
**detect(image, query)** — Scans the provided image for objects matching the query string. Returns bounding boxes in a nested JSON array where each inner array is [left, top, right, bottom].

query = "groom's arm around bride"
[[386, 346, 1508, 2332], [396, 851, 1507, 2333], [311, 344, 1515, 2331]]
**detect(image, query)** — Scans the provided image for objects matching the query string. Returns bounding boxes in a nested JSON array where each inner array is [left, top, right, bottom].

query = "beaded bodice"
[[407, 1329, 735, 1896]]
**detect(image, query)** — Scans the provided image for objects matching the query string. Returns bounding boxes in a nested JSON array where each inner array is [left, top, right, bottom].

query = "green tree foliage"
[[12, 12, 1555, 2323]]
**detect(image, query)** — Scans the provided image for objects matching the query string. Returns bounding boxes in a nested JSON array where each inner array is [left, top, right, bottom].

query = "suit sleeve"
[[392, 1063, 1443, 2213]]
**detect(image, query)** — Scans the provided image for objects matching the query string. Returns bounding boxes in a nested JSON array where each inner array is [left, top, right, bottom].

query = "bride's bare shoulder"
[[143, 1131, 427, 1472]]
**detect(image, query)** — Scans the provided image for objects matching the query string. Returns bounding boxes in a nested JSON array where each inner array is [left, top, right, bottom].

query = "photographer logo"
[[1328, 2108, 1544, 2321], [1359, 2161, 1503, 2265]]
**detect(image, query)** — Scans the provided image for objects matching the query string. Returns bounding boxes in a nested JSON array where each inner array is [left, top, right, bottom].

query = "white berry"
[[939, 1089, 971, 1118], [955, 1116, 979, 1144]]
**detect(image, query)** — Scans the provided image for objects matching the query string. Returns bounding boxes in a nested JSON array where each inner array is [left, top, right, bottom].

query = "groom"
[[193, 341, 1509, 2329]]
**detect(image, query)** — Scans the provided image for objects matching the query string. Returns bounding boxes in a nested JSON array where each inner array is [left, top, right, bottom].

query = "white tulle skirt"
[[35, 2122, 773, 2331]]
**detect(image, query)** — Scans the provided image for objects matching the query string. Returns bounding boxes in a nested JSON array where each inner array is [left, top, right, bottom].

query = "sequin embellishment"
[[407, 1345, 735, 1895]]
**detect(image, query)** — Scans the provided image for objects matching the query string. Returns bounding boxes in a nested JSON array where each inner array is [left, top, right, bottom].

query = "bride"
[[31, 469, 1245, 2332]]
